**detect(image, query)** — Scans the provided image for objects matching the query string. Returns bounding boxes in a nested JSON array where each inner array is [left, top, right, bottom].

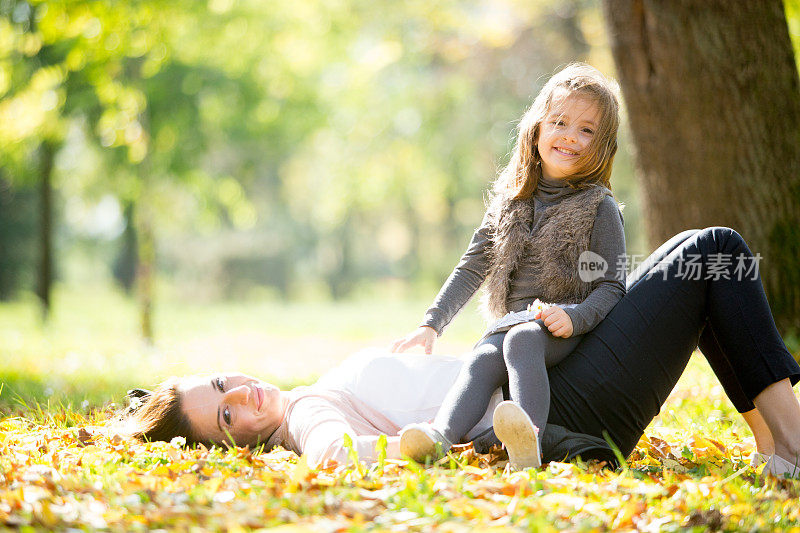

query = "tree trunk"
[[135, 91, 155, 344], [113, 200, 139, 293], [602, 0, 800, 335], [329, 216, 355, 300], [36, 140, 57, 319], [135, 200, 155, 344]]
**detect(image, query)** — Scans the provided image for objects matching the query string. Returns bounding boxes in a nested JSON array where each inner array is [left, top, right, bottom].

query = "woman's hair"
[[494, 63, 621, 201], [128, 378, 204, 446]]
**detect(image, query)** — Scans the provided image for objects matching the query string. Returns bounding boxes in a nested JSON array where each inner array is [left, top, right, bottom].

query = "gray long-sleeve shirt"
[[421, 177, 627, 337]]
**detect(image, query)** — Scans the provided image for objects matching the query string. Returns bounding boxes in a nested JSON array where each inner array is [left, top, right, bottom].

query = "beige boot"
[[399, 423, 451, 463], [493, 401, 541, 471]]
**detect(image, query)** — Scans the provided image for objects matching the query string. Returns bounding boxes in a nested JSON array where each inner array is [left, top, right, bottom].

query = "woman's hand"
[[391, 326, 437, 354], [541, 306, 573, 338]]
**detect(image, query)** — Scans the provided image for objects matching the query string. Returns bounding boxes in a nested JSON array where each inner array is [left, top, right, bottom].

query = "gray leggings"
[[434, 320, 582, 443]]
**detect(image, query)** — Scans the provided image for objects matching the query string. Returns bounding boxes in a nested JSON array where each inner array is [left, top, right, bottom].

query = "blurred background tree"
[[0, 0, 797, 342]]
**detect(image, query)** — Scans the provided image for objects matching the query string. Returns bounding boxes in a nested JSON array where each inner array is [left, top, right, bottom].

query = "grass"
[[1, 284, 799, 530]]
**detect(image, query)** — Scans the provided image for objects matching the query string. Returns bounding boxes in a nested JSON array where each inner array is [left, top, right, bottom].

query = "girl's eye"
[[582, 128, 594, 134], [223, 407, 231, 426], [216, 377, 226, 392]]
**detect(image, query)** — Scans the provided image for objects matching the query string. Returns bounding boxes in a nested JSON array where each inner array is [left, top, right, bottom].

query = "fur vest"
[[481, 186, 611, 319]]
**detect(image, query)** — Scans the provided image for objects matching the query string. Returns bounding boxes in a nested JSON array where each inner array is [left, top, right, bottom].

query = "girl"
[[391, 63, 626, 469]]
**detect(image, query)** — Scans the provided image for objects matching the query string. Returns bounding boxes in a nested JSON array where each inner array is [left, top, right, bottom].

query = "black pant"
[[545, 227, 800, 456]]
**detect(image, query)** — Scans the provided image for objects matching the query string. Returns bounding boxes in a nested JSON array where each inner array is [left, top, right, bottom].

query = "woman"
[[130, 349, 510, 467], [129, 348, 617, 468], [130, 228, 800, 477]]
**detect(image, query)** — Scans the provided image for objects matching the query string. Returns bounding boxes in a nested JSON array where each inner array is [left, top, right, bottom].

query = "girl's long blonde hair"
[[494, 63, 620, 201]]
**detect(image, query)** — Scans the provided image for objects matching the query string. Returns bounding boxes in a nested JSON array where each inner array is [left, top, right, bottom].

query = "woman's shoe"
[[493, 401, 541, 470], [763, 453, 800, 479], [399, 423, 451, 463]]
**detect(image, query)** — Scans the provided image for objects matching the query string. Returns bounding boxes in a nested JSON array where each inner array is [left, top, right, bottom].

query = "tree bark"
[[113, 201, 139, 293], [135, 199, 155, 344], [328, 216, 355, 300], [602, 0, 800, 335], [36, 140, 57, 319]]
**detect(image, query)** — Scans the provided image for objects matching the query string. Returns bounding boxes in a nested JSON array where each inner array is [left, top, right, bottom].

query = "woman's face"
[[179, 373, 286, 446]]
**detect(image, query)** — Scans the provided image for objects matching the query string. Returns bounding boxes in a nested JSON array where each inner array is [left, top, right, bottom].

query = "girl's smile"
[[537, 91, 601, 180], [553, 147, 579, 156]]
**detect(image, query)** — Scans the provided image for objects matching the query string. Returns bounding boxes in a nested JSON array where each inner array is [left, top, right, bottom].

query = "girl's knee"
[[503, 322, 547, 362], [466, 343, 503, 370], [506, 322, 545, 342]]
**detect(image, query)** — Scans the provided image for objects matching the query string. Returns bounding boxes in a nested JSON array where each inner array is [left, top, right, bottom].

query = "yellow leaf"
[[175, 474, 199, 490], [167, 447, 181, 462], [461, 465, 487, 476], [448, 498, 483, 520], [203, 476, 222, 494], [287, 456, 310, 493], [150, 465, 170, 477], [168, 460, 194, 473], [34, 500, 57, 528], [538, 492, 585, 510], [612, 501, 646, 529]]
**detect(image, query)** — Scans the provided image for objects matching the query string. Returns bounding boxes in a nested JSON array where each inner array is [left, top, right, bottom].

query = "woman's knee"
[[673, 229, 702, 242], [697, 226, 747, 254]]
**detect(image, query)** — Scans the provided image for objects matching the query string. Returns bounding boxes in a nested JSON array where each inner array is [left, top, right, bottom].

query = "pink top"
[[265, 387, 401, 467]]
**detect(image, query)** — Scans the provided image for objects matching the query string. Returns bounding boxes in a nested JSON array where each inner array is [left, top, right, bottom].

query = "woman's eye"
[[223, 407, 231, 426], [216, 377, 226, 391]]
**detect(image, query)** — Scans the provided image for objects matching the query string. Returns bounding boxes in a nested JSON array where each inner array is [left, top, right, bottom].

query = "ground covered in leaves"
[[4, 294, 800, 530], [2, 381, 800, 531]]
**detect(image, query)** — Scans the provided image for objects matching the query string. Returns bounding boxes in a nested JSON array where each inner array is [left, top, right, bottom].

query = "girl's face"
[[537, 90, 601, 180], [179, 373, 287, 446]]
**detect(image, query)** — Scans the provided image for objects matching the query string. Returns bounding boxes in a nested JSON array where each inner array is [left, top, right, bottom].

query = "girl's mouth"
[[554, 147, 578, 156]]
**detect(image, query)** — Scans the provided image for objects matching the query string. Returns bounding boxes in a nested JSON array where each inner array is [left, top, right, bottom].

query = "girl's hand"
[[391, 326, 437, 354], [541, 306, 573, 338]]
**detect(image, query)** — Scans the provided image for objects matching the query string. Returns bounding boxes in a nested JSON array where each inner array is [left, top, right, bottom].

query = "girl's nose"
[[224, 385, 250, 405], [562, 128, 578, 143]]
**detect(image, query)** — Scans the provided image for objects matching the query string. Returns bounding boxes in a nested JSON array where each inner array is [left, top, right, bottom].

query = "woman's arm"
[[289, 398, 401, 468]]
